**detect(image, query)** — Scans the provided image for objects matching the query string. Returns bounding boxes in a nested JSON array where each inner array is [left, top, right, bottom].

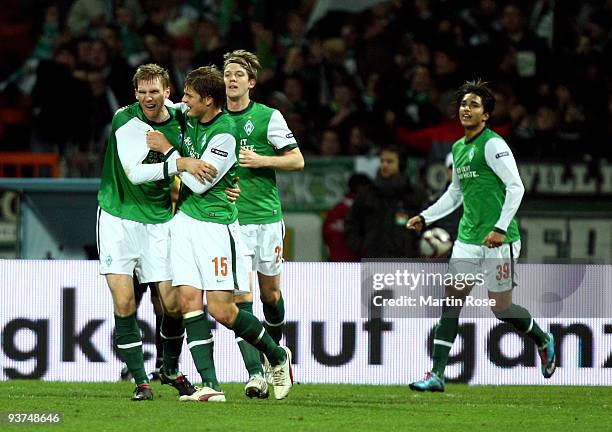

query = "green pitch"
[[1, 381, 611, 431]]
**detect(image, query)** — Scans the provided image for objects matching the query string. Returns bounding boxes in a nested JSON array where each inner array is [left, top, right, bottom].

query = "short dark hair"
[[379, 145, 406, 173], [132, 63, 170, 89], [184, 65, 226, 107], [455, 79, 496, 120]]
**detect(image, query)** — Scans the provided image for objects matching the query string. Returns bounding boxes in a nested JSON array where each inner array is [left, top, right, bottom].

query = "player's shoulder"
[[209, 112, 239, 136], [112, 102, 140, 129], [451, 136, 465, 152], [483, 129, 509, 150], [217, 111, 238, 128], [251, 101, 279, 119]]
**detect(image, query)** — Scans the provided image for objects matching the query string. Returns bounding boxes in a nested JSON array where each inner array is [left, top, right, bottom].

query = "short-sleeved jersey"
[[226, 101, 298, 224], [177, 112, 239, 224], [98, 102, 184, 224], [452, 128, 520, 244]]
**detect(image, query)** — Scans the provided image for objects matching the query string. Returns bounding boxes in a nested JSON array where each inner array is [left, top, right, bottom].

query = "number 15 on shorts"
[[212, 257, 228, 277]]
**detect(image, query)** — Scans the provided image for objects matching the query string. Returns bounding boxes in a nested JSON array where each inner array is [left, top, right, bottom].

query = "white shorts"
[[240, 221, 284, 276], [448, 240, 521, 293], [170, 211, 249, 293], [96, 207, 172, 283]]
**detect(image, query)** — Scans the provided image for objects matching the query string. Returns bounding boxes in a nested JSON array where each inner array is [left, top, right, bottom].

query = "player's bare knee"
[[114, 298, 136, 316], [260, 289, 280, 306], [489, 291, 511, 314], [208, 302, 238, 327], [163, 303, 182, 317]]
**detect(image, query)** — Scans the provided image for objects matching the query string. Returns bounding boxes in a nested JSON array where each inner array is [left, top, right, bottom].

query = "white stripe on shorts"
[[188, 337, 214, 349], [433, 339, 454, 348], [526, 318, 534, 333], [117, 341, 143, 349]]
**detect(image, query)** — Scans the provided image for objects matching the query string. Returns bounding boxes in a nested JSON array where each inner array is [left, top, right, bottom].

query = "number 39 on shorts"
[[496, 262, 510, 281]]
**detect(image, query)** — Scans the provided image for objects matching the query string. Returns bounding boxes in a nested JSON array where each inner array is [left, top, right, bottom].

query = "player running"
[[406, 80, 556, 392]]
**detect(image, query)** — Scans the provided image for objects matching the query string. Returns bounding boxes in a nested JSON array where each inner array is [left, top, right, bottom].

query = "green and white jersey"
[[177, 112, 239, 224], [97, 102, 184, 224], [227, 101, 298, 224], [421, 128, 524, 244]]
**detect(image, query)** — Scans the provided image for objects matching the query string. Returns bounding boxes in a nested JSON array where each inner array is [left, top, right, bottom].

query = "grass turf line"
[[1, 381, 611, 431]]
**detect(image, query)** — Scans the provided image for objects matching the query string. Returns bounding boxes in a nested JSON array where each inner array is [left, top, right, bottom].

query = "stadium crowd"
[[1, 0, 611, 176]]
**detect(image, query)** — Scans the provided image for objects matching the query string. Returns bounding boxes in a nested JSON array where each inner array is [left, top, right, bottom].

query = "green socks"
[[114, 313, 149, 385], [235, 302, 264, 376], [431, 305, 462, 377], [494, 303, 549, 347], [184, 311, 220, 391], [232, 308, 285, 366], [263, 295, 285, 344], [160, 314, 184, 377]]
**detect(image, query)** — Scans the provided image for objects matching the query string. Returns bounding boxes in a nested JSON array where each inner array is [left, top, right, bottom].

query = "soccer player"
[[147, 65, 293, 402], [222, 49, 304, 399], [406, 80, 556, 392], [97, 63, 215, 401]]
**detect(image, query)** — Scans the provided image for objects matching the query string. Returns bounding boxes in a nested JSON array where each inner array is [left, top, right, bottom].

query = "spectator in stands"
[[319, 129, 342, 157], [344, 146, 423, 259]]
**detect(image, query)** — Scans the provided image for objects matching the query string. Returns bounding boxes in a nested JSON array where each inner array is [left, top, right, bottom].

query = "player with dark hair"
[[147, 65, 294, 402], [222, 49, 304, 398], [98, 63, 217, 400], [406, 79, 556, 391]]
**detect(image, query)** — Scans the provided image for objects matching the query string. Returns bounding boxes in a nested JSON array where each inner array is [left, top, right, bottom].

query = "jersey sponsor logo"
[[457, 165, 479, 179], [244, 120, 255, 136], [211, 148, 228, 157], [495, 151, 509, 159], [184, 136, 199, 158], [240, 138, 254, 151]]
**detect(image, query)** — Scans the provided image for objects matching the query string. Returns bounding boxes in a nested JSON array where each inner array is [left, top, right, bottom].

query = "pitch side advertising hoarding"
[[1, 261, 611, 385]]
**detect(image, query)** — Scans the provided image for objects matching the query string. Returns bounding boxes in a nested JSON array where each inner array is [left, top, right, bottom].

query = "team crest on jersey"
[[468, 147, 475, 161], [244, 120, 255, 136]]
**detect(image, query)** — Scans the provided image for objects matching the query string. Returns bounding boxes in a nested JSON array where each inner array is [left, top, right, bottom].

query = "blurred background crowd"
[[1, 0, 611, 177]]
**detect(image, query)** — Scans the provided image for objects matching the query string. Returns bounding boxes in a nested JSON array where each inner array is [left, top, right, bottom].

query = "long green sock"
[[494, 303, 549, 347], [160, 314, 184, 377], [183, 311, 220, 391], [263, 294, 285, 344], [431, 305, 462, 377], [235, 302, 264, 377], [114, 313, 149, 385], [232, 309, 285, 366]]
